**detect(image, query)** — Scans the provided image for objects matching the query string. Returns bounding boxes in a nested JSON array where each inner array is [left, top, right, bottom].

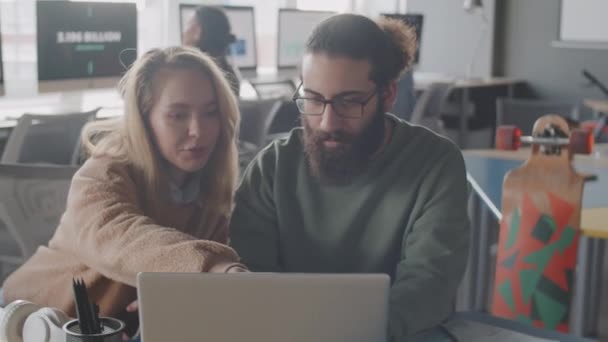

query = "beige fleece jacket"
[[2, 156, 242, 318]]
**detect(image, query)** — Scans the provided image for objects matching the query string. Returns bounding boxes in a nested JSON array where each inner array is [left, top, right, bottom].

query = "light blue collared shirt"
[[169, 175, 201, 205]]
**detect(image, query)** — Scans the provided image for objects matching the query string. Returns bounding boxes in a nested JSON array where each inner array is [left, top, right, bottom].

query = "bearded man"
[[230, 14, 470, 341]]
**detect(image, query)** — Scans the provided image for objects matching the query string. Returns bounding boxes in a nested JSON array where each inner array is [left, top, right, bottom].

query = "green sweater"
[[230, 114, 470, 340]]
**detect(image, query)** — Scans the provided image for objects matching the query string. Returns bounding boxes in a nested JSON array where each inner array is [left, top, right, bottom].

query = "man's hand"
[[121, 299, 139, 341]]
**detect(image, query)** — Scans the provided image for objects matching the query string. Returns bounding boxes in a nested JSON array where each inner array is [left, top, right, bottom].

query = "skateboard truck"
[[496, 124, 594, 155]]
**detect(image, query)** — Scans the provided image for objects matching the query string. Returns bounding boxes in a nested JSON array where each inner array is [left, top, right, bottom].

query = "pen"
[[72, 278, 102, 334]]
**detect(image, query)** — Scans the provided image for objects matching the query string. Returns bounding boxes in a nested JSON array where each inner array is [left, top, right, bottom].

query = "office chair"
[[249, 79, 297, 100], [0, 164, 77, 280], [1, 108, 99, 165], [409, 82, 454, 134], [238, 98, 281, 147], [263, 100, 301, 144]]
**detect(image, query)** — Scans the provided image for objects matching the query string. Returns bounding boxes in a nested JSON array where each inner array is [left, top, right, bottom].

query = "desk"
[[242, 70, 523, 92], [584, 99, 608, 117], [441, 312, 597, 342], [465, 147, 608, 234], [0, 90, 123, 129], [463, 146, 608, 337], [413, 74, 523, 92], [0, 108, 122, 129], [413, 73, 525, 147]]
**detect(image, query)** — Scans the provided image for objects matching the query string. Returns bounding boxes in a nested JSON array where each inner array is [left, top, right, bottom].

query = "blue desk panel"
[[464, 155, 608, 212]]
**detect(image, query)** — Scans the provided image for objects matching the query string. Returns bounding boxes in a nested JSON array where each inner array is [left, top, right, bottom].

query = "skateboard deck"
[[491, 115, 586, 333]]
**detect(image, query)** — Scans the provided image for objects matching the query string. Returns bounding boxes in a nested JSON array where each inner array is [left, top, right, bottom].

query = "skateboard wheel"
[[580, 120, 597, 133], [570, 129, 594, 154], [581, 120, 608, 136], [496, 126, 521, 150]]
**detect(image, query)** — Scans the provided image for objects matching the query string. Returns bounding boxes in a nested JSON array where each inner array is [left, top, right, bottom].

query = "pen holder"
[[63, 317, 125, 342]]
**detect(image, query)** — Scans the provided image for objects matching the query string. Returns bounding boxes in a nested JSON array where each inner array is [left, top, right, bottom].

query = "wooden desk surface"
[[584, 99, 608, 114], [453, 77, 525, 89], [413, 74, 524, 91], [464, 146, 608, 239], [0, 108, 122, 129], [0, 90, 123, 128]]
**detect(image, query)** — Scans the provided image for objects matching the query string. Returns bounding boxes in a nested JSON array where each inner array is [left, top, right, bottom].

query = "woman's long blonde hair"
[[82, 46, 240, 231]]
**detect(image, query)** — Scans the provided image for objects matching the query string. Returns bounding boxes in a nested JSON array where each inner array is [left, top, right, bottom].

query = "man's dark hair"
[[194, 6, 236, 58], [306, 14, 417, 87]]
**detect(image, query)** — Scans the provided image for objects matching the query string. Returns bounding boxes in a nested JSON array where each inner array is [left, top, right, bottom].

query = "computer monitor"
[[381, 13, 424, 64], [179, 4, 257, 72], [277, 9, 335, 70], [36, 1, 137, 93]]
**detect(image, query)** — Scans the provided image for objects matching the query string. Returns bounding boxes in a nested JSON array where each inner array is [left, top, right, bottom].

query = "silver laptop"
[[137, 272, 390, 342]]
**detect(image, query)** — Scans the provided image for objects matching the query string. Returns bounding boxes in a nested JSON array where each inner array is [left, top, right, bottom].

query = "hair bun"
[[377, 17, 418, 75]]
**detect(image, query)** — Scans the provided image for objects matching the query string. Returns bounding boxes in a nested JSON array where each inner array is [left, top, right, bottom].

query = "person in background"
[[2, 46, 247, 336], [183, 6, 241, 96], [230, 14, 470, 341]]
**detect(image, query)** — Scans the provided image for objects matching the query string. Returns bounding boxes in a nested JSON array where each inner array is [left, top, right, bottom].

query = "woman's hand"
[[226, 264, 249, 273]]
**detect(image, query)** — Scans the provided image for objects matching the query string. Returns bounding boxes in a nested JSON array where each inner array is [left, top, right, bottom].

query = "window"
[[296, 0, 352, 12]]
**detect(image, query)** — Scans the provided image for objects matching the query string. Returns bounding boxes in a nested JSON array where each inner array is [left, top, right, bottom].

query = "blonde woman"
[[2, 47, 246, 324]]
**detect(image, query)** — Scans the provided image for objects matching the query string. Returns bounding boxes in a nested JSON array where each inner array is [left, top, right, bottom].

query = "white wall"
[[406, 0, 496, 78], [498, 0, 608, 103], [349, 0, 497, 78], [354, 0, 399, 17]]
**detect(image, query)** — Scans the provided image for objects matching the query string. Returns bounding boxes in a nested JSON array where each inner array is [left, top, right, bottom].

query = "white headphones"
[[0, 300, 69, 342]]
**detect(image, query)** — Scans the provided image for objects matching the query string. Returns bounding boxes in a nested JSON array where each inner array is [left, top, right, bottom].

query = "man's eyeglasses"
[[292, 82, 378, 119]]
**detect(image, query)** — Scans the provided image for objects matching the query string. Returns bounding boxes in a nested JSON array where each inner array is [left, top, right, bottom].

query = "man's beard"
[[303, 104, 386, 185]]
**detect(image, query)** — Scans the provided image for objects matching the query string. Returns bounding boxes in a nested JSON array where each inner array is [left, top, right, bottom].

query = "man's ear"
[[381, 81, 398, 113]]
